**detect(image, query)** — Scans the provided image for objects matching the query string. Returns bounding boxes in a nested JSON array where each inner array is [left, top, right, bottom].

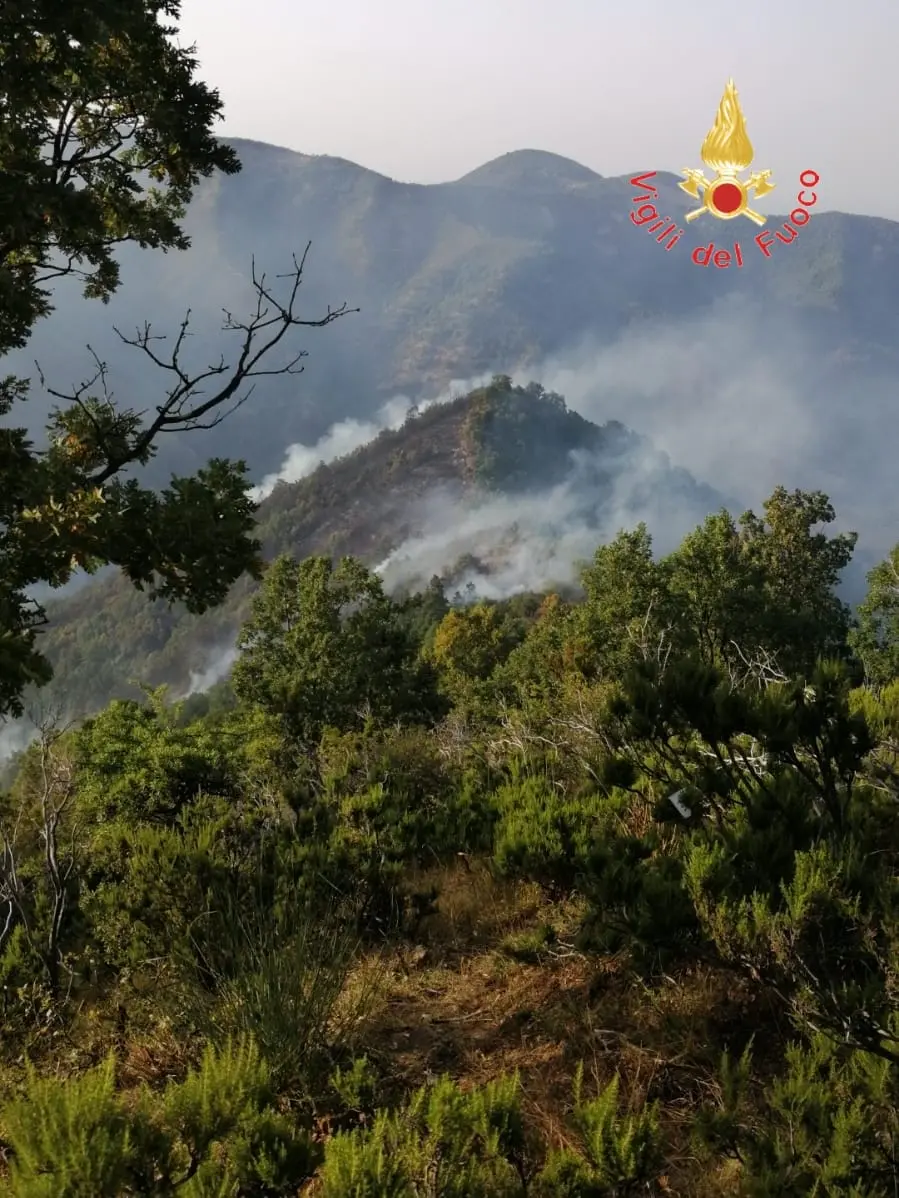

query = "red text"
[[755, 171, 820, 259], [629, 172, 684, 251]]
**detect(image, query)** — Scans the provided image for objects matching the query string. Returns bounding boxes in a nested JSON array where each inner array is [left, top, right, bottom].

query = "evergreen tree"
[[232, 554, 442, 744]]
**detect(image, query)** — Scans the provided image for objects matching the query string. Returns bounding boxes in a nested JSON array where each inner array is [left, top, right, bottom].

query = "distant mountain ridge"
[[454, 149, 605, 190], [6, 138, 899, 734], [9, 137, 899, 496]]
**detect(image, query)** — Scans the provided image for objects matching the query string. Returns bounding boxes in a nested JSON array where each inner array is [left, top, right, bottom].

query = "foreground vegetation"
[[8, 3, 899, 1194], [4, 487, 899, 1193]]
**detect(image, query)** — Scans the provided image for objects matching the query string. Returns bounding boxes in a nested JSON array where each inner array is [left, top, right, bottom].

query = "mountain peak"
[[35, 379, 726, 721], [222, 137, 395, 183], [454, 149, 603, 191]]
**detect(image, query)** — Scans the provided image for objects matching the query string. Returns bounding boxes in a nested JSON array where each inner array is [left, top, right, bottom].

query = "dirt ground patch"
[[343, 863, 769, 1194]]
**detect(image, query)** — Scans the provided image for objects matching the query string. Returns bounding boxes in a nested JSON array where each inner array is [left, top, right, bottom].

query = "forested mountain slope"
[[34, 378, 727, 719]]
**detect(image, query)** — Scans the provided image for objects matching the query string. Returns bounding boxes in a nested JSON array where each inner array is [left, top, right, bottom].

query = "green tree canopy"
[[232, 555, 442, 744], [576, 490, 857, 689], [0, 0, 353, 719], [0, 0, 239, 354], [851, 544, 899, 685]]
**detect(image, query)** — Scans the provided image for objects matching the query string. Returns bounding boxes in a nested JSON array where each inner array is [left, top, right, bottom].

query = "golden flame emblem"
[[680, 80, 775, 225]]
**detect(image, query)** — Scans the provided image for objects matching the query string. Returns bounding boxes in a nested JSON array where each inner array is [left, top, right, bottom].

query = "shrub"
[[2, 1037, 316, 1196], [491, 776, 624, 893], [536, 1066, 662, 1196], [317, 1073, 531, 1197]]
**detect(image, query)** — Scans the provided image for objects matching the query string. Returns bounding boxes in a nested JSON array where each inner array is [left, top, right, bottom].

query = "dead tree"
[[0, 712, 78, 999]]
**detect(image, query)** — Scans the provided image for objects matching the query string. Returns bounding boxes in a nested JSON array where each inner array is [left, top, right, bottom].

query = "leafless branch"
[[35, 243, 357, 485], [0, 711, 78, 997], [625, 599, 674, 676], [725, 641, 788, 691], [36, 717, 77, 994]]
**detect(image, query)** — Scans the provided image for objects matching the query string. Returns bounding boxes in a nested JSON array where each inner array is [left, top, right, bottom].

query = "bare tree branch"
[[0, 711, 78, 998], [624, 598, 674, 676], [725, 640, 789, 691], [35, 243, 357, 484], [36, 716, 77, 994]]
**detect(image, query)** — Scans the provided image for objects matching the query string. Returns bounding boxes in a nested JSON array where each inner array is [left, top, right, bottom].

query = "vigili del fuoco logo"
[[629, 79, 820, 268]]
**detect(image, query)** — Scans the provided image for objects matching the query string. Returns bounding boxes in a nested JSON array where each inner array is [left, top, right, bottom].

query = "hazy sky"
[[178, 0, 895, 219]]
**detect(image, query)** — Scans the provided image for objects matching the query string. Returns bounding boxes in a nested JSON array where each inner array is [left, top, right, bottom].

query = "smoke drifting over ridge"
[[182, 648, 239, 698], [1, 300, 890, 764], [540, 303, 816, 507], [249, 397, 411, 502], [375, 444, 720, 599], [223, 299, 896, 606], [375, 298, 893, 601], [535, 298, 897, 591], [249, 377, 494, 501]]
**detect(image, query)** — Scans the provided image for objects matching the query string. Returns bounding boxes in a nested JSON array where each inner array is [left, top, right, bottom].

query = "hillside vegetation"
[[10, 136, 899, 490], [6, 4, 899, 1194], [30, 377, 725, 720], [6, 482, 899, 1194]]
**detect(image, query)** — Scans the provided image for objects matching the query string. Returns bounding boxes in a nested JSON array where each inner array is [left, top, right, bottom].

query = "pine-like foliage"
[[538, 1066, 661, 1196], [2, 1037, 315, 1196], [3, 1055, 134, 1197], [316, 1068, 662, 1197], [318, 1073, 529, 1197], [696, 1036, 899, 1194]]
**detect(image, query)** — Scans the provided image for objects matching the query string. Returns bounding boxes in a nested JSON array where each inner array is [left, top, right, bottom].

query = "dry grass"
[[332, 860, 768, 1195], [0, 861, 774, 1195]]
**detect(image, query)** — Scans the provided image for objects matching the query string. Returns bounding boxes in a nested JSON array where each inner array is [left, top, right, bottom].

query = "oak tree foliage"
[[0, 0, 353, 719]]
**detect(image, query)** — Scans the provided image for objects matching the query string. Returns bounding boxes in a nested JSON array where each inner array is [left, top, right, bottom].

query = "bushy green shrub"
[[2, 1037, 316, 1196], [491, 776, 624, 893], [321, 726, 492, 864], [317, 1073, 530, 1197], [330, 1056, 381, 1119], [537, 1066, 662, 1196], [317, 1068, 663, 1198], [696, 1035, 899, 1194], [82, 817, 232, 973], [74, 693, 237, 825]]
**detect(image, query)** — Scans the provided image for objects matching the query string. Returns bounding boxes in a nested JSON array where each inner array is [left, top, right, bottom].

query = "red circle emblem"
[[709, 182, 742, 214]]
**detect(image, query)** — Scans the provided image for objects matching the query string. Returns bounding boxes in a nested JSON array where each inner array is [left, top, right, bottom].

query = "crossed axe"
[[679, 168, 775, 225]]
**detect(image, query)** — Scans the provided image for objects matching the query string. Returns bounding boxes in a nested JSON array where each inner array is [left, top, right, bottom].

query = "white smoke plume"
[[0, 702, 72, 774], [249, 397, 411, 502], [249, 374, 494, 502], [250, 371, 496, 498], [375, 444, 716, 599], [181, 647, 239, 698], [538, 298, 895, 593], [376, 298, 891, 601], [232, 299, 894, 622], [539, 303, 817, 515], [0, 719, 37, 770]]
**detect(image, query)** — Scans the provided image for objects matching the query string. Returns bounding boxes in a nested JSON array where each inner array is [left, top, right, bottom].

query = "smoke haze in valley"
[[376, 300, 890, 601], [2, 303, 891, 763]]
